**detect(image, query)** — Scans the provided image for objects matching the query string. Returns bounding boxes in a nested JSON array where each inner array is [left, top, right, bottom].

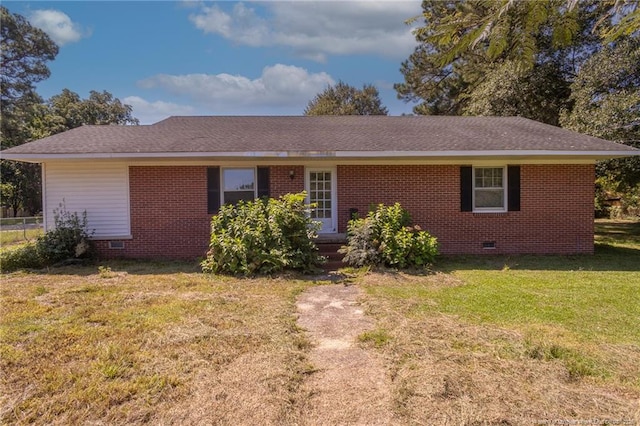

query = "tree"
[[0, 6, 58, 112], [395, 0, 490, 115], [463, 60, 571, 125], [1, 6, 58, 216], [304, 81, 388, 116], [413, 0, 639, 70], [43, 89, 139, 134], [395, 0, 605, 118], [560, 38, 640, 191]]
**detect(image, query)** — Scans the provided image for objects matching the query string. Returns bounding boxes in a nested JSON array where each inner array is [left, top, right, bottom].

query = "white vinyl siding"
[[44, 162, 131, 238]]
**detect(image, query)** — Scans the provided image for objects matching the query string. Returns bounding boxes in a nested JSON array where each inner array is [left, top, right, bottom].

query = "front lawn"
[[359, 219, 640, 422], [1, 220, 638, 424], [0, 263, 316, 424]]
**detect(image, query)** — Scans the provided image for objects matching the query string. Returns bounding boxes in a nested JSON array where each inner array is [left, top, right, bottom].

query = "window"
[[208, 166, 270, 213], [473, 167, 506, 211], [222, 168, 255, 204], [460, 165, 520, 213]]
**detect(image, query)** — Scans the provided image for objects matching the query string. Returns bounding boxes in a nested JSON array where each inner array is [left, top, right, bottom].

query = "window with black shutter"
[[208, 166, 271, 213], [460, 165, 521, 213]]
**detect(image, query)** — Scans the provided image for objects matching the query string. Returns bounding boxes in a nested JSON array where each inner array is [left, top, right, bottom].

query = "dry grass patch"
[[358, 268, 640, 424], [0, 262, 319, 425]]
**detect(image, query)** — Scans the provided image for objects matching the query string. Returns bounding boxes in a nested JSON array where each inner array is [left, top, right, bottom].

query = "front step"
[[316, 235, 347, 270]]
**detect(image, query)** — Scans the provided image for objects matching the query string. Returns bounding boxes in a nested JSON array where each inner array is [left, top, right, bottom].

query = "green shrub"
[[340, 203, 438, 268], [0, 205, 94, 273], [201, 192, 324, 275], [36, 205, 94, 264]]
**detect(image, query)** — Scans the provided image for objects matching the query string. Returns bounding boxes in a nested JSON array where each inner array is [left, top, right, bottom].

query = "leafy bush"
[[201, 192, 324, 275], [340, 203, 438, 268], [36, 205, 94, 264], [0, 205, 94, 273]]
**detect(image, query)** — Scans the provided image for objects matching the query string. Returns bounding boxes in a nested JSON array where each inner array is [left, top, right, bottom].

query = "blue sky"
[[6, 1, 423, 124]]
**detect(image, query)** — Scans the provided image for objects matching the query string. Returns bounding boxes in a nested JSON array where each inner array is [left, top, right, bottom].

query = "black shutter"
[[207, 167, 220, 214], [507, 165, 521, 211], [257, 166, 270, 198], [460, 166, 473, 212]]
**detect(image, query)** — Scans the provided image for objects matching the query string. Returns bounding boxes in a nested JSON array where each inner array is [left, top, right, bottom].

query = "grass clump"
[[358, 329, 391, 348]]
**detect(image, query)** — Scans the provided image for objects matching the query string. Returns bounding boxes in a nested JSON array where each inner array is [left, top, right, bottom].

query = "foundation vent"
[[108, 241, 125, 249], [482, 241, 496, 249]]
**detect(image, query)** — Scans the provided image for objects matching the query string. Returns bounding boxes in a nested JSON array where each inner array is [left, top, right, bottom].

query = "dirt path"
[[296, 284, 398, 425]]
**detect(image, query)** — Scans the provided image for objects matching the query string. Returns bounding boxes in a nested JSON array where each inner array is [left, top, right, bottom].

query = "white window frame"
[[473, 166, 507, 213], [221, 167, 257, 205]]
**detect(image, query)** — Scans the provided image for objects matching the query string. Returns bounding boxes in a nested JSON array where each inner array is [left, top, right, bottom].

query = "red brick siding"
[[337, 164, 594, 255], [270, 166, 305, 197], [97, 166, 211, 259], [96, 163, 594, 259]]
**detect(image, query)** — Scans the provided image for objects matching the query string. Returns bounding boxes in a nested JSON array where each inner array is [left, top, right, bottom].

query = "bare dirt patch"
[[296, 284, 400, 425]]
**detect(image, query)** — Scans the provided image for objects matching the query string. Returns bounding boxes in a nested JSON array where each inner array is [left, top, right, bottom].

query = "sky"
[[5, 1, 423, 124]]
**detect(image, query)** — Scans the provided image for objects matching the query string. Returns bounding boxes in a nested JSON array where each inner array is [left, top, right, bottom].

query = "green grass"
[[0, 228, 43, 246], [595, 218, 640, 249], [362, 219, 640, 388]]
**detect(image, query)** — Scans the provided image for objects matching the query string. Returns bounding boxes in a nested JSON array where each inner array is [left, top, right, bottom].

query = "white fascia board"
[[2, 149, 638, 163]]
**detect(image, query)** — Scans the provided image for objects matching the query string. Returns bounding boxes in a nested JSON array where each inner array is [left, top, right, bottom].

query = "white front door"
[[306, 168, 337, 233]]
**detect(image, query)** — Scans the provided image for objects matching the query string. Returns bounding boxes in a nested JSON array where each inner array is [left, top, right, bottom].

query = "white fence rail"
[[0, 217, 44, 240]]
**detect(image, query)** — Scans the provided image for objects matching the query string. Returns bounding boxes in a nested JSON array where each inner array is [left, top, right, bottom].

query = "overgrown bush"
[[37, 206, 94, 264], [339, 203, 438, 268], [0, 205, 94, 273], [201, 192, 324, 275], [595, 176, 640, 219]]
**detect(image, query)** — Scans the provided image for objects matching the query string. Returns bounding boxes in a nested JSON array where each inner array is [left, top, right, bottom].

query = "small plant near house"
[[36, 205, 94, 264], [0, 204, 94, 273], [201, 192, 324, 276], [339, 203, 438, 268], [98, 265, 115, 278]]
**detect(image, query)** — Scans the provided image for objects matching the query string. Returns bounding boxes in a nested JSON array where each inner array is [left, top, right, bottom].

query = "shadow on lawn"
[[39, 259, 203, 277], [23, 244, 639, 276], [435, 243, 640, 273]]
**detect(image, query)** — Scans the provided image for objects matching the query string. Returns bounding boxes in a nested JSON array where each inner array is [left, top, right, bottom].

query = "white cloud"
[[189, 1, 421, 62], [137, 64, 335, 112], [28, 10, 87, 46], [123, 96, 196, 125]]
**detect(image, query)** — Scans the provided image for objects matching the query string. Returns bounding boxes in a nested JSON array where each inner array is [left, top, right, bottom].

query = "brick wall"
[[270, 165, 305, 196], [337, 164, 594, 255], [96, 166, 211, 259], [96, 163, 594, 259]]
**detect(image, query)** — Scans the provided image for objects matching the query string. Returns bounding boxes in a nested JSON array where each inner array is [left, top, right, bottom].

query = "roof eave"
[[1, 149, 638, 163]]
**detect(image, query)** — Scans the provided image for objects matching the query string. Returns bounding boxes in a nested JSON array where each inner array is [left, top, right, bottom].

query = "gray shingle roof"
[[2, 116, 638, 160]]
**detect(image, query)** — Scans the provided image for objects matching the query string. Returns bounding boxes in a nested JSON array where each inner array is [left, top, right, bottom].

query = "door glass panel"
[[309, 170, 332, 220]]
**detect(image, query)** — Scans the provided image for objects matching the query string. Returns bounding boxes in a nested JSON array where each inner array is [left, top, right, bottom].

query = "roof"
[[1, 116, 638, 162]]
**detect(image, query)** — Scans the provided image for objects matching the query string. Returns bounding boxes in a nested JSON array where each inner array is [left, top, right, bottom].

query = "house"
[[1, 116, 638, 259]]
